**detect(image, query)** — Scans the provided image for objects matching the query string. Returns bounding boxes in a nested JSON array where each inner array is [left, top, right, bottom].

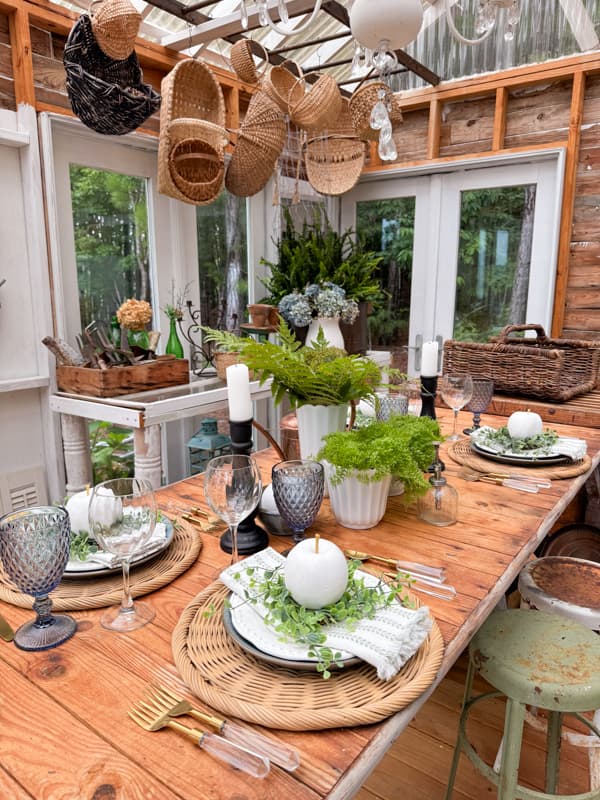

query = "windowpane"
[[69, 165, 150, 329], [454, 185, 536, 341], [196, 191, 248, 331], [356, 197, 416, 361]]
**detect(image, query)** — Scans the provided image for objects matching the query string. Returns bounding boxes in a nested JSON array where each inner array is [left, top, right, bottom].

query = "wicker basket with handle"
[[443, 324, 600, 402], [229, 39, 268, 86], [262, 59, 302, 113], [288, 73, 342, 132]]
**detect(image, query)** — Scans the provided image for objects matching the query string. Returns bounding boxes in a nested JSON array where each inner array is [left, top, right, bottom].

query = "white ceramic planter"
[[296, 403, 348, 460], [325, 466, 392, 529], [305, 317, 345, 350]]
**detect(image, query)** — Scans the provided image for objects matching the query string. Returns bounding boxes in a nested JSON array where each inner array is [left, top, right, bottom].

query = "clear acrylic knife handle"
[[199, 732, 270, 778], [503, 479, 538, 493], [395, 560, 445, 580], [222, 720, 300, 772], [411, 581, 457, 601]]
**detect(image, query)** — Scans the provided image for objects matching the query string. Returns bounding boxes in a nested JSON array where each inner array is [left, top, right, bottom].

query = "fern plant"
[[317, 416, 442, 499], [203, 321, 382, 409], [261, 209, 383, 306]]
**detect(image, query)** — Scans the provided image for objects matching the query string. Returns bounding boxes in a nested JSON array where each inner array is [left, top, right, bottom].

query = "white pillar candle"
[[65, 487, 92, 535], [421, 340, 439, 377], [226, 363, 253, 422], [284, 535, 349, 609]]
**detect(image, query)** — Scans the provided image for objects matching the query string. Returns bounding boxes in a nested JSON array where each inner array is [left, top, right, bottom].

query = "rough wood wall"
[[0, 4, 598, 341]]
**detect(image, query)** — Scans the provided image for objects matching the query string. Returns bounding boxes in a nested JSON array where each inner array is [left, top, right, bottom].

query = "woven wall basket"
[[158, 58, 227, 204], [305, 135, 365, 196], [225, 91, 286, 198], [229, 39, 268, 86], [349, 81, 404, 142], [289, 73, 343, 132], [90, 0, 141, 60], [262, 60, 302, 113], [168, 138, 225, 205], [64, 14, 160, 136]]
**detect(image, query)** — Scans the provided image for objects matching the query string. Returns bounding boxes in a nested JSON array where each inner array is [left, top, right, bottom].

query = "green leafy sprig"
[[236, 560, 413, 678], [69, 531, 98, 561]]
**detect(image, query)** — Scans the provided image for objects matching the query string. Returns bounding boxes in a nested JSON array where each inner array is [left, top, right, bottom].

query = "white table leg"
[[61, 413, 92, 495], [134, 426, 162, 489]]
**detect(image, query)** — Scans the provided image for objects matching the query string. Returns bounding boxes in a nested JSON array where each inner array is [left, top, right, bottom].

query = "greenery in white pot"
[[317, 415, 442, 501]]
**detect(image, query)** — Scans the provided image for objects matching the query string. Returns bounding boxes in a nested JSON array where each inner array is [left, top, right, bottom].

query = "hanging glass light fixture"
[[441, 0, 521, 46]]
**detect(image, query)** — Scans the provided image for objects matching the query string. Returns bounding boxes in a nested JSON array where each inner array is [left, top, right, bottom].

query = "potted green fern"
[[261, 209, 383, 353], [317, 416, 441, 529], [202, 322, 382, 460]]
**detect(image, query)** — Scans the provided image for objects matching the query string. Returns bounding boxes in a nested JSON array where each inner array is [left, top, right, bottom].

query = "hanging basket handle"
[[497, 324, 551, 345]]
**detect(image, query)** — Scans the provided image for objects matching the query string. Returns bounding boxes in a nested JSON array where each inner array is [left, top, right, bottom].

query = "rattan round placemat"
[[0, 519, 201, 611], [172, 582, 445, 731], [448, 439, 592, 480]]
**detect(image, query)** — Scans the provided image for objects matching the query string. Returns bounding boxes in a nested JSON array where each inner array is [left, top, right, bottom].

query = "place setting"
[[172, 445, 445, 732], [437, 373, 593, 482], [0, 478, 202, 624]]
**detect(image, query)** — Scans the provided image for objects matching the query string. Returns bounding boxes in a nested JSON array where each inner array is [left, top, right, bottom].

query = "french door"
[[341, 152, 564, 374]]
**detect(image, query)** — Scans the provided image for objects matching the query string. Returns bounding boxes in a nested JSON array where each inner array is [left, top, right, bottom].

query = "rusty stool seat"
[[445, 609, 600, 800], [518, 556, 600, 792]]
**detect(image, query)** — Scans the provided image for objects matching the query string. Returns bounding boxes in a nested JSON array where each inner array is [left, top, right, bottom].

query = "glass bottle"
[[166, 317, 184, 358], [128, 328, 150, 350], [417, 443, 458, 526]]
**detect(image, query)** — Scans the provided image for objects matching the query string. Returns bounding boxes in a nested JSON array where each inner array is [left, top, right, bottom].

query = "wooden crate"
[[56, 356, 189, 397]]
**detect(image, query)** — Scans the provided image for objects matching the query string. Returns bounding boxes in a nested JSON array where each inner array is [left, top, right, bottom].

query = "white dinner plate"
[[63, 518, 174, 579]]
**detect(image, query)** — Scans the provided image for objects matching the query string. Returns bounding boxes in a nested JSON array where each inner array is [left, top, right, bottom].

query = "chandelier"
[[240, 0, 520, 48], [440, 0, 521, 45]]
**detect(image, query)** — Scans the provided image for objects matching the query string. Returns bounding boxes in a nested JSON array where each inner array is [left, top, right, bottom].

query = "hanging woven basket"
[[349, 81, 403, 142], [63, 14, 160, 136], [262, 60, 302, 114], [230, 39, 269, 86], [304, 135, 365, 196], [288, 73, 343, 132], [90, 0, 141, 60], [225, 91, 286, 198], [158, 58, 227, 205]]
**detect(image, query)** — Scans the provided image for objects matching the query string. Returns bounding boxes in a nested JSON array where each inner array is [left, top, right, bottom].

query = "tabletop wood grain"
[[1, 409, 599, 800]]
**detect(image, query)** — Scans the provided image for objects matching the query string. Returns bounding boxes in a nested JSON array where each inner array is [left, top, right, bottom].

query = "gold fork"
[[146, 684, 299, 771], [128, 699, 269, 778]]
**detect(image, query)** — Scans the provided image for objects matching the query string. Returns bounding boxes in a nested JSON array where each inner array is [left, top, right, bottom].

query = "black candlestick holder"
[[219, 418, 269, 557], [420, 375, 438, 421]]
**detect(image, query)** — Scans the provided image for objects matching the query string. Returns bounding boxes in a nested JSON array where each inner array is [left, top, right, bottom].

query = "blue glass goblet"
[[272, 460, 324, 544], [0, 506, 76, 651]]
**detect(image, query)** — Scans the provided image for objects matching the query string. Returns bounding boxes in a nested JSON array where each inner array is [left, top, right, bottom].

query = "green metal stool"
[[445, 609, 600, 799]]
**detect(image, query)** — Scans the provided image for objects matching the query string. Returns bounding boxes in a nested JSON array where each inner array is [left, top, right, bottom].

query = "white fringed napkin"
[[220, 547, 433, 681]]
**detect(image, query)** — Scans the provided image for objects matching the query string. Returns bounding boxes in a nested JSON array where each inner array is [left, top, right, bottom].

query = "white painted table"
[[49, 375, 273, 491]]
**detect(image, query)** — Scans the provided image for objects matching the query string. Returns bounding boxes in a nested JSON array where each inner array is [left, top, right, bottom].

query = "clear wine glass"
[[0, 505, 77, 651], [88, 478, 157, 632], [463, 378, 494, 434], [204, 455, 262, 564], [440, 374, 474, 441], [271, 460, 324, 543]]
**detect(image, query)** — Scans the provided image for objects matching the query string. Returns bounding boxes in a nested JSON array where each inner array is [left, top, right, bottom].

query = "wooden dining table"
[[1, 408, 599, 800]]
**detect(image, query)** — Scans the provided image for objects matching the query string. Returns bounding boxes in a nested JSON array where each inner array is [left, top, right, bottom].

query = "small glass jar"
[[417, 444, 458, 526]]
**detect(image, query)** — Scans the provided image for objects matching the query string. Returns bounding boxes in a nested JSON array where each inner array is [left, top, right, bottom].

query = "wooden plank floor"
[[356, 652, 591, 800]]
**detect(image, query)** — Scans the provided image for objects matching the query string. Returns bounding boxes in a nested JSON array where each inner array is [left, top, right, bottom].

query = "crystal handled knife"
[[0, 612, 14, 642]]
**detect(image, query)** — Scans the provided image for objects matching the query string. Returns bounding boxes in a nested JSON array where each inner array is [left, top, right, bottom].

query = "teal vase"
[[166, 318, 184, 358], [128, 329, 150, 349]]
